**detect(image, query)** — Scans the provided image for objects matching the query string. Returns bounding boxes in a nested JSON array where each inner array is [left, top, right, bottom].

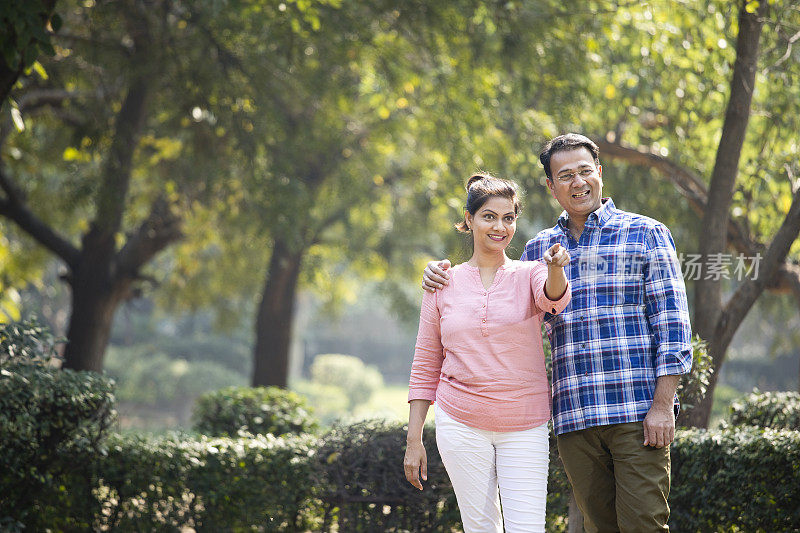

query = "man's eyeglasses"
[[555, 168, 596, 183]]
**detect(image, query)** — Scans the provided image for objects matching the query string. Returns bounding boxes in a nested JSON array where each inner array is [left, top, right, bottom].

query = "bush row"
[[6, 420, 800, 532], [4, 321, 800, 531], [671, 426, 800, 531], [728, 390, 800, 430]]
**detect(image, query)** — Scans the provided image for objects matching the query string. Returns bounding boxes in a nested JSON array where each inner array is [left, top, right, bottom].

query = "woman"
[[404, 173, 570, 532]]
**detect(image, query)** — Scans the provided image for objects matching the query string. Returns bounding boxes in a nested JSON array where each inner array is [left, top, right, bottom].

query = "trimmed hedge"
[[4, 421, 800, 531], [192, 385, 318, 437], [0, 319, 116, 531], [313, 419, 460, 531], [729, 390, 800, 430], [95, 432, 320, 531], [671, 426, 800, 531]]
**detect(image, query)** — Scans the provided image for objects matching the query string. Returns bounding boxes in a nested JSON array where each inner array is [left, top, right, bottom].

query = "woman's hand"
[[403, 440, 428, 490], [543, 243, 570, 268]]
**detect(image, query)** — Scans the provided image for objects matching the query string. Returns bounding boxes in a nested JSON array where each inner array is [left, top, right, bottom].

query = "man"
[[422, 133, 692, 532]]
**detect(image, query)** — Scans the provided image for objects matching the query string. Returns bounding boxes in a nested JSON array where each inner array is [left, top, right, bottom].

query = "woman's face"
[[465, 195, 517, 254]]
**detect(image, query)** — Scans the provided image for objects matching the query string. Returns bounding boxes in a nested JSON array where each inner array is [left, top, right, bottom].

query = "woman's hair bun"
[[466, 173, 491, 191]]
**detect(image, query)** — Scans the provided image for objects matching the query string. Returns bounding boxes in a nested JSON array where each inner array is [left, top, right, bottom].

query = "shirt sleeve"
[[531, 261, 571, 316], [643, 224, 693, 377], [408, 289, 444, 403]]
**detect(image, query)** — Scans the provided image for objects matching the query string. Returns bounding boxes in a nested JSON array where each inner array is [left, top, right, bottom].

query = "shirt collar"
[[557, 197, 615, 232]]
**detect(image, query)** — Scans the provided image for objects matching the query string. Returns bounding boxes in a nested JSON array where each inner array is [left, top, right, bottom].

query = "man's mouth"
[[488, 235, 506, 241], [572, 190, 590, 199]]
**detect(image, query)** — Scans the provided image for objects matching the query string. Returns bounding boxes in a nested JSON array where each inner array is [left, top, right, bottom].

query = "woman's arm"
[[404, 399, 431, 490], [543, 243, 569, 300]]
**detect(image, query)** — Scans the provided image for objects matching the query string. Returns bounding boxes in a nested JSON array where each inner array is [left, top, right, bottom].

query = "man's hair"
[[539, 133, 600, 181]]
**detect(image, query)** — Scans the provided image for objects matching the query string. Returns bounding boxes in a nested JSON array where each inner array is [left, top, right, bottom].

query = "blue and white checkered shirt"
[[521, 198, 692, 436]]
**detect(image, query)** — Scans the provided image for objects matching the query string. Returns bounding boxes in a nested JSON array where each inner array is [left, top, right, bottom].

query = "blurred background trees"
[[1, 0, 799, 431]]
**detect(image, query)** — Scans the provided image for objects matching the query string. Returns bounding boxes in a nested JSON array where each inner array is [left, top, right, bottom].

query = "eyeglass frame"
[[553, 167, 598, 183]]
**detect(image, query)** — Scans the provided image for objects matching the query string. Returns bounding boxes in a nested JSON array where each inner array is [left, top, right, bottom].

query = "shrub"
[[0, 319, 115, 530], [313, 419, 572, 532], [192, 385, 318, 437], [0, 316, 61, 363], [728, 389, 800, 430], [671, 426, 800, 531], [291, 379, 350, 425], [310, 353, 384, 409], [675, 334, 713, 425], [312, 419, 460, 532], [105, 348, 245, 406], [96, 431, 321, 531]]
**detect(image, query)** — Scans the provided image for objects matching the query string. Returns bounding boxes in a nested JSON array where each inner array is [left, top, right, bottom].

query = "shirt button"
[[584, 371, 589, 376]]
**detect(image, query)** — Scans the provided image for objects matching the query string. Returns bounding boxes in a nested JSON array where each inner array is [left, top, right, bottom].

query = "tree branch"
[[694, 1, 767, 339], [0, 166, 79, 267], [593, 138, 800, 297], [114, 196, 183, 283], [593, 138, 760, 255], [718, 184, 800, 350], [93, 75, 149, 235]]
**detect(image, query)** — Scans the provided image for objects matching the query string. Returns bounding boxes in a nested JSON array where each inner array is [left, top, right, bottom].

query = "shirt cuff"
[[408, 389, 436, 403], [541, 280, 571, 315]]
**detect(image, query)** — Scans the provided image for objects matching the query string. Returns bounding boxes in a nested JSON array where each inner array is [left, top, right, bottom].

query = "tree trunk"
[[568, 492, 584, 533], [63, 278, 127, 372], [684, 1, 767, 427], [62, 227, 129, 371], [252, 238, 304, 387]]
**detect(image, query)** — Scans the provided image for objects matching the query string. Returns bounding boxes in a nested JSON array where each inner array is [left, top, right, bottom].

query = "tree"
[[581, 0, 800, 425], [168, 0, 594, 387], [0, 0, 242, 370]]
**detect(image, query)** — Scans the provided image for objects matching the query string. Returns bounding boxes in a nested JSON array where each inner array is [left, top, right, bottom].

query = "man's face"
[[546, 147, 603, 221]]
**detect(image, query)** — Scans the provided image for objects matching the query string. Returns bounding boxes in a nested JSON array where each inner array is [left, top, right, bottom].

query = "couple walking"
[[405, 133, 693, 532]]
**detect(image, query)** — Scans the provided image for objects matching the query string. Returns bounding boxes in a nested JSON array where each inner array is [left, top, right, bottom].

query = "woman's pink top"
[[408, 260, 570, 432]]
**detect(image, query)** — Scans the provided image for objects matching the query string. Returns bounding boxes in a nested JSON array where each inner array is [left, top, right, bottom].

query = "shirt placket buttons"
[[481, 291, 489, 337]]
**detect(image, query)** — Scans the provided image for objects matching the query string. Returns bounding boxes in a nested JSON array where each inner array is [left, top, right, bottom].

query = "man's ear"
[[546, 178, 556, 199]]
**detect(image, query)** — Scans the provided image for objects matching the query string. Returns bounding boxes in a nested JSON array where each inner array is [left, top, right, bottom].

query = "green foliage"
[[676, 334, 714, 423], [671, 426, 800, 531], [729, 390, 800, 430], [313, 419, 460, 531], [310, 353, 384, 409], [291, 379, 350, 425], [0, 0, 59, 72], [6, 410, 800, 531], [0, 315, 60, 363], [104, 347, 245, 407], [0, 319, 115, 529], [192, 385, 318, 437], [96, 432, 321, 531]]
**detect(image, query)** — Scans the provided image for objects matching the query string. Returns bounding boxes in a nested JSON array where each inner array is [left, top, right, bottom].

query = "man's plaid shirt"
[[521, 198, 692, 436]]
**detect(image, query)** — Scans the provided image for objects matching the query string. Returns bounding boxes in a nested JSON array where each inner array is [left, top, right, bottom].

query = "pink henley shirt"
[[408, 260, 570, 432]]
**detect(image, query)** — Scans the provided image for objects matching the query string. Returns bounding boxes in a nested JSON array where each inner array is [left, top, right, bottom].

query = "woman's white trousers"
[[435, 404, 549, 533]]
